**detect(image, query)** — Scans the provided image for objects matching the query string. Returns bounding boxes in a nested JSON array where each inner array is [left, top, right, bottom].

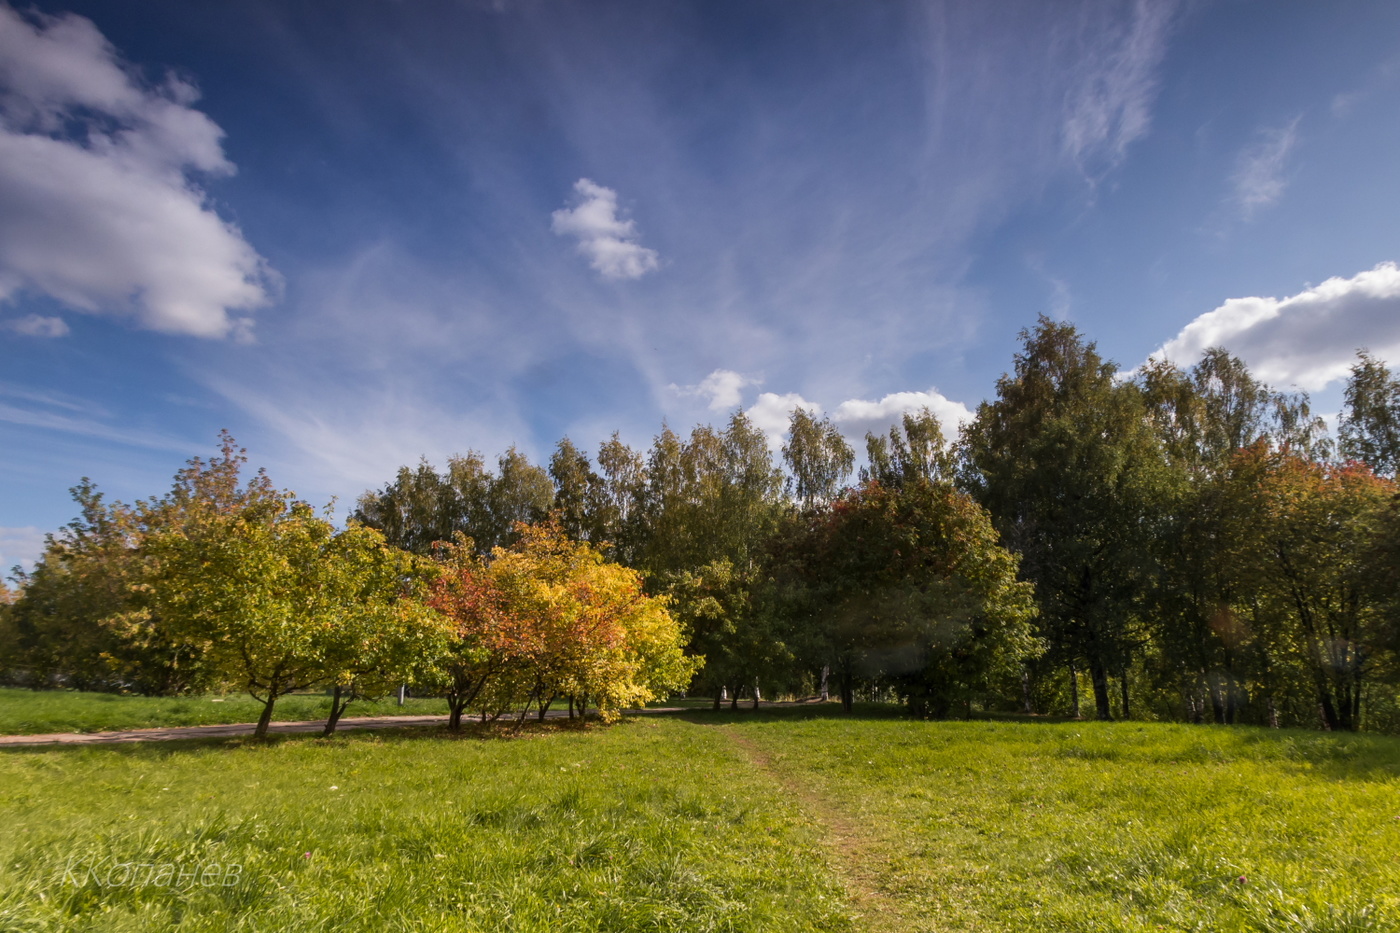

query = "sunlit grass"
[[3, 706, 1397, 932], [727, 713, 1400, 932], [0, 686, 448, 735], [0, 719, 849, 933]]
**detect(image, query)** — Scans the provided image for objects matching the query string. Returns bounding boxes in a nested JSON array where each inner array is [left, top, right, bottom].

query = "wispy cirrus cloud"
[[1058, 0, 1179, 178], [0, 381, 191, 452], [3, 313, 67, 337], [551, 178, 659, 281], [1231, 117, 1301, 219], [0, 525, 46, 575], [0, 4, 274, 339]]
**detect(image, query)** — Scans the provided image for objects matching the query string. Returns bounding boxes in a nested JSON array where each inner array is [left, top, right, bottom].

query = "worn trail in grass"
[[713, 711, 1400, 933], [4, 708, 1399, 932], [724, 726, 911, 933], [0, 718, 851, 933]]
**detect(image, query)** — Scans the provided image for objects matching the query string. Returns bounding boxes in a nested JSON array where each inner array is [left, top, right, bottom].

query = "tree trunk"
[[1266, 696, 1279, 729], [713, 687, 723, 710], [820, 665, 830, 702], [840, 670, 854, 713], [730, 686, 739, 711], [1021, 666, 1034, 715], [322, 684, 350, 737], [1118, 670, 1130, 721], [1089, 658, 1112, 721], [538, 693, 556, 721], [1068, 663, 1081, 720], [514, 694, 534, 730], [752, 683, 760, 710], [1208, 672, 1226, 725], [1317, 689, 1341, 731], [254, 691, 279, 739], [449, 698, 467, 731]]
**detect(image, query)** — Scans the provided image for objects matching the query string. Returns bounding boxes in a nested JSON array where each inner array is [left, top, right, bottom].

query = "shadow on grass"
[[664, 701, 910, 726], [0, 716, 604, 759], [10, 702, 1400, 786]]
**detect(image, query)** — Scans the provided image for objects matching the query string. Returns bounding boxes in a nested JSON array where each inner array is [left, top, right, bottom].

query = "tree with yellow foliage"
[[429, 521, 697, 725]]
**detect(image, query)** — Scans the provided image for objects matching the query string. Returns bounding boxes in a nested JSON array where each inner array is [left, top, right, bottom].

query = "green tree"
[[356, 447, 554, 556], [765, 471, 1040, 715], [351, 458, 456, 555], [549, 437, 601, 542], [1221, 449, 1395, 731], [961, 317, 1168, 720], [636, 413, 785, 577], [312, 531, 452, 736], [1340, 350, 1400, 477], [4, 433, 275, 694], [861, 407, 954, 487], [149, 498, 440, 737], [782, 407, 854, 507]]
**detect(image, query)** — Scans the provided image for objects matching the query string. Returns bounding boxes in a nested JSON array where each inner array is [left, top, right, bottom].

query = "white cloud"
[[1231, 117, 1300, 219], [3, 313, 67, 337], [667, 368, 974, 453], [1151, 262, 1400, 390], [669, 368, 759, 411], [0, 525, 47, 575], [551, 178, 659, 280], [0, 381, 192, 452], [0, 5, 272, 339], [749, 391, 819, 446], [832, 389, 974, 443], [1059, 0, 1178, 177]]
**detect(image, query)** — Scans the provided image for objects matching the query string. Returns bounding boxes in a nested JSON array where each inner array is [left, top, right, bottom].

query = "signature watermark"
[[61, 857, 242, 888]]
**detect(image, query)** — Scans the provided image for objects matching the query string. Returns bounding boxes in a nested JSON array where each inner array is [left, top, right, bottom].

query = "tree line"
[[4, 317, 1399, 732], [0, 436, 693, 736]]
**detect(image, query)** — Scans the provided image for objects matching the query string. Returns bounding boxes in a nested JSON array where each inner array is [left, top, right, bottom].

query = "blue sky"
[[3, 0, 1400, 571]]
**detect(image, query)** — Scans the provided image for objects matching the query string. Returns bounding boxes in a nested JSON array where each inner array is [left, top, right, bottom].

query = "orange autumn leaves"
[[427, 522, 696, 722]]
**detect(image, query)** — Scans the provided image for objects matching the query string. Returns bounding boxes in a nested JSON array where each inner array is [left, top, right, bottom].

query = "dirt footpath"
[[0, 714, 453, 747], [0, 705, 710, 747]]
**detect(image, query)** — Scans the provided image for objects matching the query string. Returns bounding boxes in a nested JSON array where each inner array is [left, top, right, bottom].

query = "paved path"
[[0, 706, 710, 748], [0, 714, 456, 747]]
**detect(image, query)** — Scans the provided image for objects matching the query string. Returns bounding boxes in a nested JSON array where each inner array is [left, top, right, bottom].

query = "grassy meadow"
[[0, 687, 449, 735], [1, 707, 1398, 932]]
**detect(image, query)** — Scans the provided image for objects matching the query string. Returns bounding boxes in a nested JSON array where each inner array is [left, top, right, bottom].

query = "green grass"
[[0, 718, 849, 932], [0, 687, 449, 735], [2, 708, 1398, 932], [716, 709, 1400, 932]]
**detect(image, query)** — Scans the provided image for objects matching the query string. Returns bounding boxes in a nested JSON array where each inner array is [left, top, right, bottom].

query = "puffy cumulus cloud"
[[1152, 262, 1400, 390], [831, 389, 974, 443], [0, 525, 47, 574], [1232, 117, 1300, 219], [668, 368, 974, 452], [551, 178, 659, 280], [0, 5, 272, 339], [4, 313, 67, 337], [749, 391, 819, 446], [669, 368, 760, 411]]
